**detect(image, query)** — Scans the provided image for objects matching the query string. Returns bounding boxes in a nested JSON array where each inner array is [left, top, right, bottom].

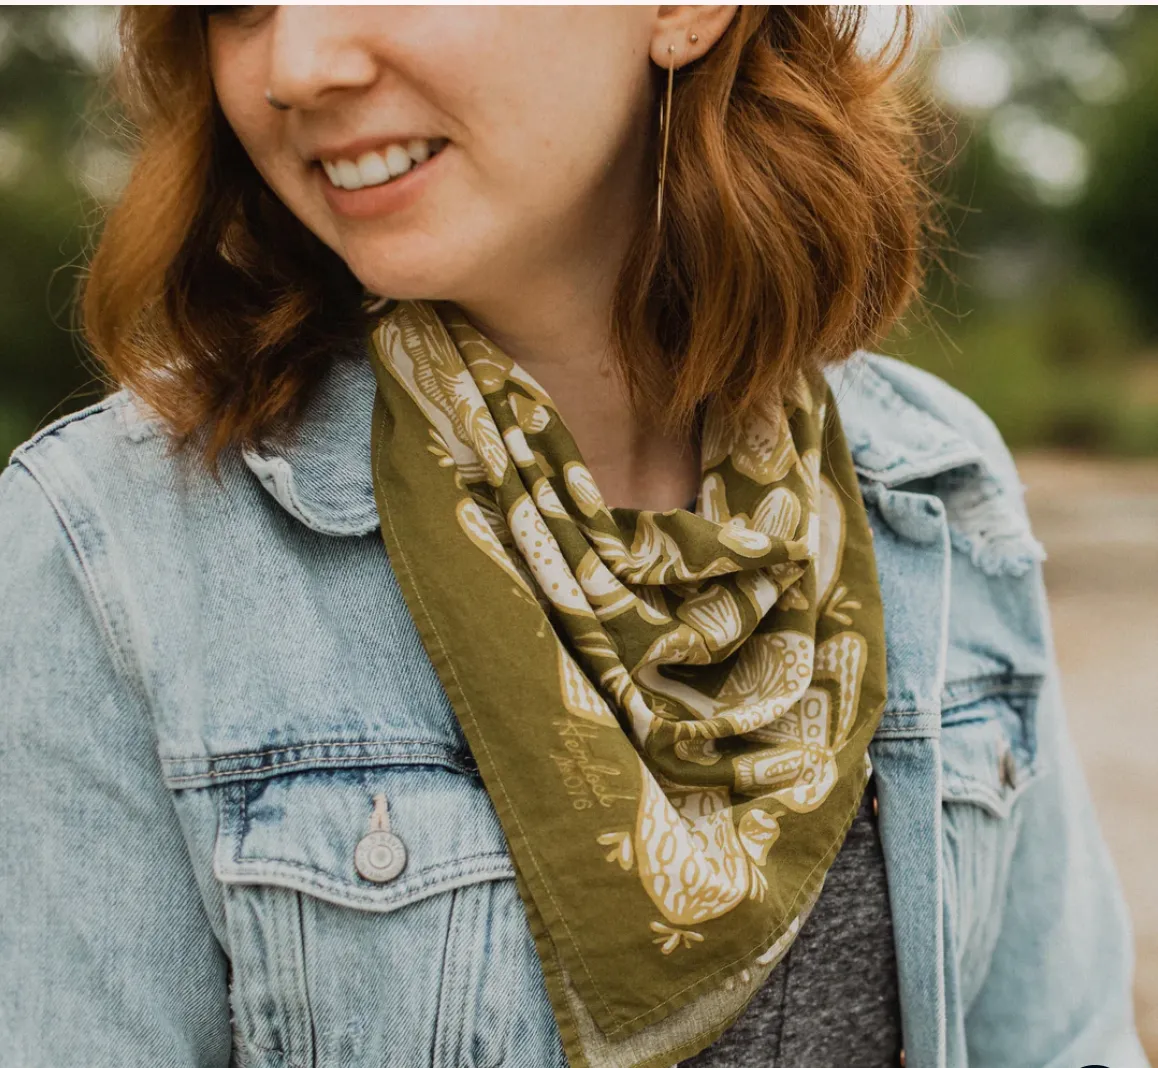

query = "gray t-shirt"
[[682, 781, 903, 1067]]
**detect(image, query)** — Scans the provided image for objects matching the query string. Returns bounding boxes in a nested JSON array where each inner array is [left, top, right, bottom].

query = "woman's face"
[[207, 5, 668, 304]]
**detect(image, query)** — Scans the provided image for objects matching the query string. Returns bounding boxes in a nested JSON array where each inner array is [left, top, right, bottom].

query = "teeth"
[[384, 144, 412, 177], [335, 159, 362, 190], [322, 137, 445, 190], [356, 151, 390, 187]]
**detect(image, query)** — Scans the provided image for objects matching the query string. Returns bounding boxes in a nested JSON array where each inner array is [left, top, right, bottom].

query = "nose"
[[265, 6, 379, 110]]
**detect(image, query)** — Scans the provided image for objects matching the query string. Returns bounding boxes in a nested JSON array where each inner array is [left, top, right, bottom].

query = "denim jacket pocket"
[[939, 675, 1043, 1005], [211, 751, 563, 1068]]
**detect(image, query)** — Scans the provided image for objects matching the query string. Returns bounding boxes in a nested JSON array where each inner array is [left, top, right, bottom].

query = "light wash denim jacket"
[[0, 350, 1148, 1068]]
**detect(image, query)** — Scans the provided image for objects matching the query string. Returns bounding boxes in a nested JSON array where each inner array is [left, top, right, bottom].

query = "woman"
[[0, 6, 1147, 1067]]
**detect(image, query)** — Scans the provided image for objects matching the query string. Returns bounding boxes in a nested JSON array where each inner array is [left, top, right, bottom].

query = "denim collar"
[[240, 348, 985, 537]]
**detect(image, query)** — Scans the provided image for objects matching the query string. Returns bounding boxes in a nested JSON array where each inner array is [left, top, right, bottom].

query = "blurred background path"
[[1019, 452, 1158, 1059]]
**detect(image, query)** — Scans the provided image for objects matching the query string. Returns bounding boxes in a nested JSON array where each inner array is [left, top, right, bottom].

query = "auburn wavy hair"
[[84, 6, 932, 477]]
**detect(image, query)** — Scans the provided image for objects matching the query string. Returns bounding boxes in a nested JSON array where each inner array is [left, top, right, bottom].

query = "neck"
[[454, 278, 699, 512], [450, 242, 700, 512]]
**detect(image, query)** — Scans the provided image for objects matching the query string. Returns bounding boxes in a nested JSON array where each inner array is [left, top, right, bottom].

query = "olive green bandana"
[[368, 298, 887, 1067]]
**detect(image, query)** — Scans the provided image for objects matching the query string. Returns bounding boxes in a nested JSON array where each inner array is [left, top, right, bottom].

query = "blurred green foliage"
[[0, 7, 113, 459], [887, 5, 1158, 454], [1, 6, 1157, 462]]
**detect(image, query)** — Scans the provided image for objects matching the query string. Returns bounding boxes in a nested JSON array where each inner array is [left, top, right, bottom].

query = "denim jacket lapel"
[[825, 354, 998, 1068]]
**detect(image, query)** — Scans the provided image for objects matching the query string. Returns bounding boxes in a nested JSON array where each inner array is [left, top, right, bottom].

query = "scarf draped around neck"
[[368, 298, 887, 1067]]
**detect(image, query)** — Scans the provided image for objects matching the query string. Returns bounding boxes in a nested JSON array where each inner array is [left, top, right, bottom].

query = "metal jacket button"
[[354, 793, 407, 883]]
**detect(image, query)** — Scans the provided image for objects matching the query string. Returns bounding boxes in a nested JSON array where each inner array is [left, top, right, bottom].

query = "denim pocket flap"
[[940, 676, 1042, 818], [213, 757, 514, 912]]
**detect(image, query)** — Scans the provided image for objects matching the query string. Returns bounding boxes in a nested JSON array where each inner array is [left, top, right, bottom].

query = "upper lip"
[[308, 134, 444, 163]]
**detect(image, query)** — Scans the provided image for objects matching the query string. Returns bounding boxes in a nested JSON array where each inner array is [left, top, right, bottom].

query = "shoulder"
[[5, 388, 176, 498], [2, 387, 260, 545], [824, 351, 1025, 508], [1, 389, 267, 663], [825, 351, 1045, 584]]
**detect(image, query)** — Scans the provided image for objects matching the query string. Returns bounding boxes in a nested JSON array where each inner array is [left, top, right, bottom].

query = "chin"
[[334, 236, 456, 304]]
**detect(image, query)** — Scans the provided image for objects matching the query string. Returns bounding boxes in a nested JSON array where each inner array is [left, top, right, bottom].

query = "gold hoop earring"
[[656, 44, 676, 232]]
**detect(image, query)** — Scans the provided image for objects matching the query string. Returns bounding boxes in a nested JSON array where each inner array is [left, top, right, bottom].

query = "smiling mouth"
[[319, 137, 449, 191]]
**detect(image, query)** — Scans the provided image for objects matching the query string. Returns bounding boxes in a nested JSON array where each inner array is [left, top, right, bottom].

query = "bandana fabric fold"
[[368, 298, 887, 1067]]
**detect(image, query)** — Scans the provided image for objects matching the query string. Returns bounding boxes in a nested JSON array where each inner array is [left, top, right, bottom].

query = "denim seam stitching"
[[11, 454, 146, 698], [164, 750, 477, 786], [221, 851, 514, 899], [162, 738, 470, 766]]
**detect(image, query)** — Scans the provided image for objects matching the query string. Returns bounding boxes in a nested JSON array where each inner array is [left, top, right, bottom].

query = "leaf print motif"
[[785, 373, 814, 416], [455, 499, 535, 598], [815, 474, 847, 610], [461, 391, 509, 486], [576, 551, 670, 624], [510, 392, 552, 434], [702, 473, 796, 553], [533, 477, 570, 519], [676, 586, 745, 652], [674, 735, 723, 766], [558, 639, 619, 726], [701, 473, 729, 524], [622, 775, 768, 926], [600, 663, 665, 745], [507, 495, 592, 616], [814, 631, 867, 749], [717, 521, 774, 558], [448, 311, 554, 406], [738, 808, 781, 865], [377, 315, 489, 483], [633, 629, 815, 735], [573, 629, 620, 660], [637, 624, 712, 670], [503, 425, 538, 467], [588, 514, 742, 584], [734, 564, 803, 618], [734, 632, 867, 808], [564, 461, 608, 519], [732, 397, 797, 485], [798, 448, 823, 559], [714, 632, 815, 732], [752, 487, 803, 540], [383, 304, 509, 486], [636, 584, 673, 625]]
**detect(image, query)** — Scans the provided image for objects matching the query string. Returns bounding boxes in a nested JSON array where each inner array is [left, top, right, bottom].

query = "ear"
[[649, 5, 739, 68]]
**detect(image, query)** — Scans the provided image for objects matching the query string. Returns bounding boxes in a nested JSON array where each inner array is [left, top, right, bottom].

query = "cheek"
[[208, 35, 280, 184]]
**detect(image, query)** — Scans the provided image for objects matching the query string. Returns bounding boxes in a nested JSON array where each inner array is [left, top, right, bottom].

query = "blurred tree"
[[0, 6, 119, 460], [1073, 11, 1158, 337], [890, 4, 1158, 454]]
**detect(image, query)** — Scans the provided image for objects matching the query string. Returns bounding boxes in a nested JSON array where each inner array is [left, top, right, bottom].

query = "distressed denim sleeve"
[[0, 459, 231, 1067], [958, 468, 1150, 1066]]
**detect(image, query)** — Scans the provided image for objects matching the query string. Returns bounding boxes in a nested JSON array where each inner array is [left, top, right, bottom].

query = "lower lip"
[[318, 146, 449, 219]]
